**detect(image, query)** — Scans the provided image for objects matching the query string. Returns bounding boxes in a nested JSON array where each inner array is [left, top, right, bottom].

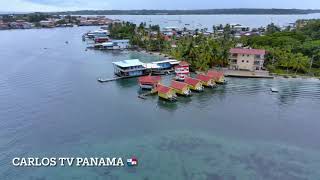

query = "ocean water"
[[0, 26, 320, 180]]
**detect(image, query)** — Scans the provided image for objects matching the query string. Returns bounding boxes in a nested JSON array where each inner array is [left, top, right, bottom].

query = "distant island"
[[53, 9, 320, 15]]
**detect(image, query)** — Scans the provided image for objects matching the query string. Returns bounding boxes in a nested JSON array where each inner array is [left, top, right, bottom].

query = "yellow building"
[[156, 84, 177, 101], [170, 81, 191, 96], [184, 77, 204, 91], [196, 74, 216, 87]]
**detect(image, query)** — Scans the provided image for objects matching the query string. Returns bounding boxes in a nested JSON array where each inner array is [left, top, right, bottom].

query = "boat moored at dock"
[[184, 77, 204, 92], [170, 80, 191, 96]]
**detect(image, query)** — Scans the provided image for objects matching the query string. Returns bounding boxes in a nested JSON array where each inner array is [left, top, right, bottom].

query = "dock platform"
[[138, 90, 157, 99], [223, 70, 274, 79], [97, 77, 125, 83]]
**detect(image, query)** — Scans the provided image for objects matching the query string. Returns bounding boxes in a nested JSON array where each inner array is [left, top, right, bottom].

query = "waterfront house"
[[39, 20, 55, 28], [196, 74, 216, 87], [9, 20, 33, 29], [150, 59, 180, 74], [98, 40, 130, 50], [207, 70, 225, 84], [175, 61, 190, 81], [184, 77, 204, 91], [112, 59, 146, 77], [170, 81, 191, 96], [0, 20, 9, 30], [229, 48, 266, 71], [138, 76, 161, 90], [156, 84, 177, 101]]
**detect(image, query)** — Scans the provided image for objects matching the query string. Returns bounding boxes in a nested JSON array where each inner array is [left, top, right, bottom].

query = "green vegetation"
[[109, 19, 320, 75], [241, 19, 320, 76], [109, 22, 171, 52], [169, 32, 234, 71]]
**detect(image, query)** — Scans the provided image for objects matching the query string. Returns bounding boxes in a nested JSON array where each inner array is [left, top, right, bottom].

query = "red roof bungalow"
[[184, 77, 204, 91], [170, 81, 191, 96], [138, 76, 161, 90], [196, 74, 216, 87], [207, 70, 226, 84], [156, 84, 177, 101]]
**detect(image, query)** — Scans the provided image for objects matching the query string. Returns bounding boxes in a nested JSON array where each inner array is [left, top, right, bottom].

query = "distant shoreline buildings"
[[0, 14, 113, 30]]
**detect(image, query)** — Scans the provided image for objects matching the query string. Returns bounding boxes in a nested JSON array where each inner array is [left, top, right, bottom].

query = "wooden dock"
[[138, 90, 157, 100], [97, 77, 126, 83]]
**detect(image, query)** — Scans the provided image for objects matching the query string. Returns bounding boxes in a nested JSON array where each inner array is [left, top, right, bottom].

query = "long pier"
[[138, 90, 157, 100], [97, 77, 127, 83]]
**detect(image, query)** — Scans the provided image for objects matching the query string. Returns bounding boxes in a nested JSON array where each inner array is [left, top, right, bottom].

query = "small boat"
[[270, 88, 279, 93]]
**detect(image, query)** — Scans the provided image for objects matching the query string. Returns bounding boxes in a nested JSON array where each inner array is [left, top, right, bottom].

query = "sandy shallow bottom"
[[17, 131, 320, 180]]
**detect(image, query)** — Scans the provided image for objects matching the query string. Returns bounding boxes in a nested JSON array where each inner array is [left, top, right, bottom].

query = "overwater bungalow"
[[184, 77, 204, 91], [138, 76, 161, 90], [150, 59, 180, 75], [96, 40, 130, 50], [112, 59, 146, 77], [170, 81, 191, 96], [175, 61, 190, 81], [207, 70, 226, 84], [196, 74, 216, 88], [156, 84, 177, 101]]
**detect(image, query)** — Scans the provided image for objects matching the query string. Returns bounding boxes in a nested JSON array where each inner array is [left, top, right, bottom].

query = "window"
[[242, 60, 245, 63], [246, 60, 249, 63]]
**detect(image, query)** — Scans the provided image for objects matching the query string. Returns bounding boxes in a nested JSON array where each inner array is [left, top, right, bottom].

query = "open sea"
[[0, 15, 320, 179]]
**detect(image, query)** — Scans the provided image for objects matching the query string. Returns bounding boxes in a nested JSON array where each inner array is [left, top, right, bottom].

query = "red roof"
[[230, 48, 266, 55], [156, 84, 172, 94], [196, 74, 212, 82], [185, 77, 201, 86], [179, 61, 189, 66], [138, 76, 161, 84], [207, 70, 224, 79], [171, 81, 188, 90]]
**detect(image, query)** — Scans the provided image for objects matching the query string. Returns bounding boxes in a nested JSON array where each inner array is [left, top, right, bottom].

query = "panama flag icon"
[[127, 157, 138, 166]]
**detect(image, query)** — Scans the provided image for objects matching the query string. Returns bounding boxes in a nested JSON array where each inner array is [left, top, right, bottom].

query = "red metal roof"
[[171, 81, 188, 90], [185, 77, 201, 86], [207, 70, 224, 78], [230, 48, 266, 55], [156, 84, 172, 94], [196, 74, 212, 82], [138, 76, 161, 84]]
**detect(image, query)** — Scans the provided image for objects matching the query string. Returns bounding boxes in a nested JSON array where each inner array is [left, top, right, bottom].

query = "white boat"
[[270, 88, 279, 93]]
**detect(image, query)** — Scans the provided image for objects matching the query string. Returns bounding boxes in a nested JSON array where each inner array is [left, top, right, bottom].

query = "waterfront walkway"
[[222, 69, 274, 78]]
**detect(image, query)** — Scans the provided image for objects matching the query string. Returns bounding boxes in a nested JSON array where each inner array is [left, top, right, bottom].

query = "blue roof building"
[[112, 59, 146, 77]]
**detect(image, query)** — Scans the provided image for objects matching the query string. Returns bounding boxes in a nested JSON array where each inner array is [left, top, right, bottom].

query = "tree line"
[[108, 20, 320, 75]]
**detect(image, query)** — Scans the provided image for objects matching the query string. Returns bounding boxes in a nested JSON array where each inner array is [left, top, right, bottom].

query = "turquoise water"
[[0, 27, 320, 180]]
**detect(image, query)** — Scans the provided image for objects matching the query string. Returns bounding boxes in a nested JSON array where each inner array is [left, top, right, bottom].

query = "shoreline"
[[135, 50, 320, 80]]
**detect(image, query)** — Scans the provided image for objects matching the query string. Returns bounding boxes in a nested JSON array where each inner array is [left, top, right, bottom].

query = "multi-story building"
[[229, 48, 266, 71]]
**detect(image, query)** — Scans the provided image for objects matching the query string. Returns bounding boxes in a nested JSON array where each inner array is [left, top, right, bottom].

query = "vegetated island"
[[104, 19, 320, 77], [54, 9, 320, 15]]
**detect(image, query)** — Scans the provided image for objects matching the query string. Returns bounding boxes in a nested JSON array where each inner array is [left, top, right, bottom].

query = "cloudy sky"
[[0, 0, 319, 12]]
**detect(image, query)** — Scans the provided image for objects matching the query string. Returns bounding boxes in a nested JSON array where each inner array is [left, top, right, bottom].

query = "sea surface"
[[0, 24, 320, 180], [107, 14, 320, 29]]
